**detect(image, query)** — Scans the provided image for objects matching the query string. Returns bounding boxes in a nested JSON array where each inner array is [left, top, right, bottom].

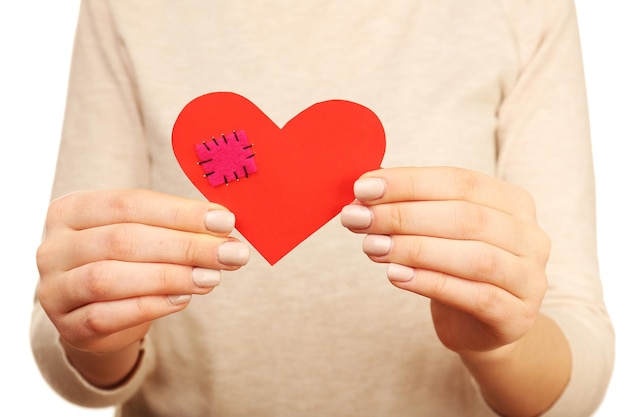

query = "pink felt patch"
[[195, 130, 257, 187]]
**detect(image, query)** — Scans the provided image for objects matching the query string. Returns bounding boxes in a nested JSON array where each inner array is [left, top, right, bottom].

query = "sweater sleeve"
[[30, 299, 156, 408], [50, 0, 150, 199], [497, 1, 614, 415], [30, 0, 154, 408]]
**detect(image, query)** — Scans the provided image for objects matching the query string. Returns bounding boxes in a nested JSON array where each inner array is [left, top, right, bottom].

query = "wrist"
[[459, 341, 519, 370], [60, 338, 144, 389], [457, 315, 571, 417]]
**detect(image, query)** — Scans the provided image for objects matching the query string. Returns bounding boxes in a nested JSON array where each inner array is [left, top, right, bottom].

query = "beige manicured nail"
[[205, 210, 235, 233], [362, 235, 392, 256], [218, 242, 250, 266], [340, 205, 372, 229], [192, 267, 221, 288], [354, 178, 385, 201], [168, 294, 192, 305], [387, 264, 415, 282]]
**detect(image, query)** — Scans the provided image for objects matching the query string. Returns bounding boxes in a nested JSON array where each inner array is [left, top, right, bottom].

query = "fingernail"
[[168, 294, 192, 305], [340, 205, 372, 229], [354, 178, 385, 201], [363, 235, 392, 256], [205, 210, 235, 233], [218, 241, 250, 266], [192, 267, 221, 288], [387, 263, 415, 282]]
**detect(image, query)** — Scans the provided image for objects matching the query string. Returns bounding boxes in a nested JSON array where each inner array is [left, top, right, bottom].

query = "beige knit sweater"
[[31, 0, 614, 415]]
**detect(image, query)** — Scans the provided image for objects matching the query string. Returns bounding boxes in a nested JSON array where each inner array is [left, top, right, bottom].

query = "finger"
[[362, 234, 535, 298], [47, 223, 249, 272], [45, 261, 221, 314], [342, 200, 543, 257], [58, 295, 191, 351], [46, 189, 234, 235], [354, 167, 537, 222], [386, 265, 527, 343], [61, 323, 149, 355]]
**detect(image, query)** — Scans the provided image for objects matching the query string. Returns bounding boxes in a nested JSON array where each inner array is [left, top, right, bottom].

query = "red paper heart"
[[172, 92, 386, 265]]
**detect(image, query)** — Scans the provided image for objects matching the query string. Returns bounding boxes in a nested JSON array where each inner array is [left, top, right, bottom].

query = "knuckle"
[[35, 244, 65, 309], [535, 230, 552, 263], [518, 189, 537, 216], [180, 236, 201, 265], [35, 279, 54, 311], [405, 237, 427, 265], [82, 304, 111, 336], [538, 272, 549, 294], [167, 200, 203, 232], [82, 262, 112, 300], [455, 203, 487, 238], [511, 303, 539, 338], [429, 272, 451, 298], [45, 199, 63, 226], [55, 321, 81, 347], [106, 190, 139, 222], [35, 240, 55, 274], [44, 194, 77, 233], [179, 233, 207, 265], [382, 203, 413, 234], [406, 175, 420, 199], [100, 224, 136, 258], [168, 205, 186, 229], [133, 297, 147, 319], [154, 265, 174, 290], [522, 227, 551, 265], [532, 270, 549, 296], [454, 169, 480, 200], [392, 204, 407, 233], [471, 284, 503, 319], [47, 193, 76, 222], [132, 296, 154, 322], [468, 248, 500, 279], [59, 316, 95, 349], [512, 188, 538, 222]]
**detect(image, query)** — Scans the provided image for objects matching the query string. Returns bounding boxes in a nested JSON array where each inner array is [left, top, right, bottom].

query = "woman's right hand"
[[36, 189, 249, 386]]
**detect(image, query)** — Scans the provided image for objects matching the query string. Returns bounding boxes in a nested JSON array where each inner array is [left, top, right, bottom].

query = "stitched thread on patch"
[[195, 130, 257, 186]]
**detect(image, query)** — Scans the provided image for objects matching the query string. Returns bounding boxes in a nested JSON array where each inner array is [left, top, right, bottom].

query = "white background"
[[0, 1, 623, 415]]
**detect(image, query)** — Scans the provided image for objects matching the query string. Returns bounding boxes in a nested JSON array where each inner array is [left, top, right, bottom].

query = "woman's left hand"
[[341, 166, 551, 355]]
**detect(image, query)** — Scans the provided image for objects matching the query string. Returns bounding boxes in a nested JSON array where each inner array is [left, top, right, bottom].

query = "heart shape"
[[172, 92, 386, 265]]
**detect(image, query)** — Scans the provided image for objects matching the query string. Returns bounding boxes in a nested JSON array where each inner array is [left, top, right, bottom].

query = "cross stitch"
[[195, 130, 258, 186]]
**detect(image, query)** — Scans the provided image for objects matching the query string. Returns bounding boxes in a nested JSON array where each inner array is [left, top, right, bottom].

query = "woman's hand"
[[341, 166, 551, 355], [343, 166, 571, 417], [36, 189, 249, 386]]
